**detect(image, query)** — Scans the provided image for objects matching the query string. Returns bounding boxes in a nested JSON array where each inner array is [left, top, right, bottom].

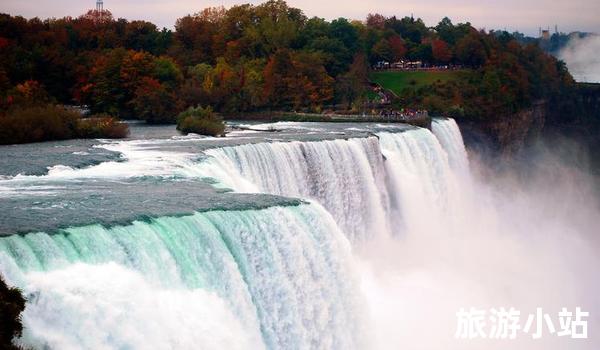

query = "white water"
[[359, 121, 600, 349], [1, 119, 599, 349], [0, 205, 364, 350], [202, 137, 390, 241], [201, 121, 467, 240], [199, 119, 600, 349]]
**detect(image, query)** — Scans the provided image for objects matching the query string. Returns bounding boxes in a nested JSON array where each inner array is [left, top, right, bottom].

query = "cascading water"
[[200, 121, 468, 238], [201, 137, 390, 242], [0, 205, 364, 350], [431, 118, 470, 176], [2, 118, 598, 350], [377, 126, 470, 235]]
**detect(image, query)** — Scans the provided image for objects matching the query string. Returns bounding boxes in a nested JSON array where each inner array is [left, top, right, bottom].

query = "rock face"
[[0, 276, 25, 350], [457, 84, 600, 173], [457, 100, 547, 159]]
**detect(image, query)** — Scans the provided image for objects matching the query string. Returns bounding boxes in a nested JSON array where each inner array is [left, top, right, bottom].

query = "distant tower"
[[541, 29, 550, 40], [96, 0, 103, 12]]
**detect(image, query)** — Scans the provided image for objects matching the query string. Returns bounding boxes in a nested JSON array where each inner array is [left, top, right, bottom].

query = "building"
[[541, 30, 550, 40]]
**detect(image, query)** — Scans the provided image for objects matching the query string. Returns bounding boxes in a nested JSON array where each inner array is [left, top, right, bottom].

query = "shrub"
[[0, 105, 79, 144], [76, 114, 130, 139], [0, 275, 25, 350], [176, 106, 225, 137], [0, 106, 129, 145]]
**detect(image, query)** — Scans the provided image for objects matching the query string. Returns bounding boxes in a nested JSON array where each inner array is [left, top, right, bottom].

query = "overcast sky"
[[2, 0, 599, 36]]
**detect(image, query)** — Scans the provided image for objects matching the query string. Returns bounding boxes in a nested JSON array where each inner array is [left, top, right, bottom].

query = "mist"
[[559, 35, 600, 83], [357, 135, 600, 349]]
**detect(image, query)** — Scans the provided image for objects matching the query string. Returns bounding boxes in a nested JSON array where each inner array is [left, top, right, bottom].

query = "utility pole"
[[96, 0, 103, 12]]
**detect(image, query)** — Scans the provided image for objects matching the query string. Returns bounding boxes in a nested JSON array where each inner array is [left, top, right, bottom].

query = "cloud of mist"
[[357, 141, 600, 349], [559, 35, 600, 83]]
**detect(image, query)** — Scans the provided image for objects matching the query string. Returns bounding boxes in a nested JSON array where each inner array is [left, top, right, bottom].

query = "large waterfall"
[[1, 118, 598, 350], [201, 121, 468, 240], [0, 205, 364, 350], [202, 137, 390, 241]]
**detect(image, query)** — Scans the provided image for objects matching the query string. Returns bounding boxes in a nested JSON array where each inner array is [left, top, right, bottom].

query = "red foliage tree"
[[431, 39, 452, 63], [388, 35, 407, 62]]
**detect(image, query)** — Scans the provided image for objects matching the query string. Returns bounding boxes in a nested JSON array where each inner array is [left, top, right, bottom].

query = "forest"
[[0, 0, 576, 142]]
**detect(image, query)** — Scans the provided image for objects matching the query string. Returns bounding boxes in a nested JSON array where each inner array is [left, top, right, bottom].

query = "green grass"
[[370, 70, 467, 95], [366, 90, 380, 101]]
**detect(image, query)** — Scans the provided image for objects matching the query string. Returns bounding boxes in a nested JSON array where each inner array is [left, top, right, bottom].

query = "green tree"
[[372, 38, 393, 62], [153, 56, 183, 88]]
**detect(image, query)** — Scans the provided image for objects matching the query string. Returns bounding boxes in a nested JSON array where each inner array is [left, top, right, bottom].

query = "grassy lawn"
[[370, 70, 467, 95]]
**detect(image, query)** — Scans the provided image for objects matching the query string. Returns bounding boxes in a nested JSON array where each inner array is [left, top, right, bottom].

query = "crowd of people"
[[376, 108, 429, 121]]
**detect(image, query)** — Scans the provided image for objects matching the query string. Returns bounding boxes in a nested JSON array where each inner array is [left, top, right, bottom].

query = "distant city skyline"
[[2, 0, 599, 36]]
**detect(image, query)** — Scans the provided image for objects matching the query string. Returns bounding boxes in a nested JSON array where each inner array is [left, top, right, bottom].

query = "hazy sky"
[[2, 0, 599, 35]]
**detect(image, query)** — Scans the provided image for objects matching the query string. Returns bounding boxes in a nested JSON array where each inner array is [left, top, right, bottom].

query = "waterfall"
[[431, 118, 470, 176], [0, 204, 364, 350], [201, 119, 469, 239], [0, 118, 498, 350], [201, 137, 390, 242], [377, 123, 471, 235]]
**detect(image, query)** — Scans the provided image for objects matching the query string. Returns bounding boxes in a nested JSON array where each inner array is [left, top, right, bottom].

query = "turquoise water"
[[0, 205, 362, 349], [1, 119, 598, 350], [0, 121, 402, 349]]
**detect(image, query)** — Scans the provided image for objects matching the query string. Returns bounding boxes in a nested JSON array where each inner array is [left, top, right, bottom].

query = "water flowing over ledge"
[[1, 119, 468, 242], [0, 118, 487, 349], [199, 118, 470, 242], [0, 204, 364, 350]]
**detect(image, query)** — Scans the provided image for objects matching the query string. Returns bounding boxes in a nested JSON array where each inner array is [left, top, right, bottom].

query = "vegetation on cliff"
[[371, 29, 574, 120], [0, 275, 25, 350]]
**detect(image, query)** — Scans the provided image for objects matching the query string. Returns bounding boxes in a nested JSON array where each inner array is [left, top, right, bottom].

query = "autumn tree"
[[132, 77, 182, 123], [366, 13, 386, 30], [83, 49, 181, 119], [263, 49, 333, 110], [388, 34, 407, 61], [431, 39, 452, 63], [455, 31, 487, 67]]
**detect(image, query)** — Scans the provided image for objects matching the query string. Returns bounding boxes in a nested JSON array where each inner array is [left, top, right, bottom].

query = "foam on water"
[[201, 137, 390, 242], [199, 123, 467, 240], [2, 118, 598, 349], [0, 204, 364, 350]]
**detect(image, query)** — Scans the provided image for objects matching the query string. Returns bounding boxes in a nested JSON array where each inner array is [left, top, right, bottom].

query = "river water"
[[0, 119, 598, 349]]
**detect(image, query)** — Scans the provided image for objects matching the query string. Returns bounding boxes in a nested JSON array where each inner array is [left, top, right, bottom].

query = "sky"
[[2, 0, 599, 36]]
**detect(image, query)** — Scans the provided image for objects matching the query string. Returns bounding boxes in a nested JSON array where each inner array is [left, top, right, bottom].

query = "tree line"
[[0, 0, 574, 124]]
